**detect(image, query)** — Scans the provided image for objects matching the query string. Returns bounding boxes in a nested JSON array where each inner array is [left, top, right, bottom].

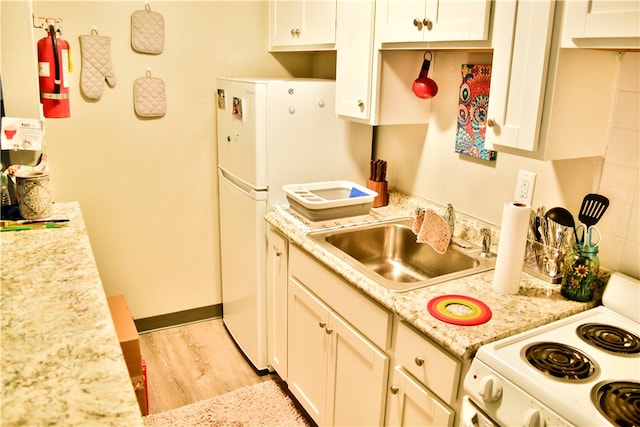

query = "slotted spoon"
[[578, 193, 609, 227]]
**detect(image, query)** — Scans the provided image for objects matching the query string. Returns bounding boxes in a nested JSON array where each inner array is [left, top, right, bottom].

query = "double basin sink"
[[309, 218, 496, 292]]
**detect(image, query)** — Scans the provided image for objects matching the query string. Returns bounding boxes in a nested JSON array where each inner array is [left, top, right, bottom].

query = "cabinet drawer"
[[289, 245, 392, 350], [395, 321, 460, 404]]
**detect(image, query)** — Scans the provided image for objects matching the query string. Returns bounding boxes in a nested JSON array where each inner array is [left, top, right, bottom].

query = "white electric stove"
[[463, 272, 640, 427]]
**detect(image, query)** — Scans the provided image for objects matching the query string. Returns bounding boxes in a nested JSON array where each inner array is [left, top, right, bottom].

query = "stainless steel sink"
[[309, 218, 496, 292]]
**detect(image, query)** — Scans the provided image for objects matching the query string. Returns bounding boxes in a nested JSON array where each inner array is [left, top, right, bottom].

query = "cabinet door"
[[327, 311, 389, 427], [335, 0, 376, 121], [266, 228, 288, 379], [386, 367, 454, 427], [429, 0, 491, 41], [376, 0, 427, 43], [269, 0, 301, 47], [269, 0, 336, 50], [485, 0, 555, 152], [300, 0, 337, 45], [564, 0, 640, 39], [376, 0, 491, 43], [287, 278, 330, 422]]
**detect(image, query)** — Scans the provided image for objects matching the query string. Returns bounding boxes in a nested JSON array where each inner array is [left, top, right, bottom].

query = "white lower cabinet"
[[266, 227, 288, 379], [282, 243, 462, 426], [386, 366, 454, 427], [287, 245, 391, 426], [288, 278, 389, 426]]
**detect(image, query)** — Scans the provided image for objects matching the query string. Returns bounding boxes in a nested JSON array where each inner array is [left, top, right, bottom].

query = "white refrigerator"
[[216, 77, 372, 371]]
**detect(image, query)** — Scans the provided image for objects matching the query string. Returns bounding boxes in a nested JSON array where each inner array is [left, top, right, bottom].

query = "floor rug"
[[143, 380, 310, 427]]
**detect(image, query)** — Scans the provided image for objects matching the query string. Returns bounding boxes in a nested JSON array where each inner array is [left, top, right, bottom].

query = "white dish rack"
[[283, 181, 377, 221]]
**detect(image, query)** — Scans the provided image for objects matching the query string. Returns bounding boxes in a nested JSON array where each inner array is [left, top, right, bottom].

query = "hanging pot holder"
[[134, 71, 166, 118], [131, 3, 164, 54]]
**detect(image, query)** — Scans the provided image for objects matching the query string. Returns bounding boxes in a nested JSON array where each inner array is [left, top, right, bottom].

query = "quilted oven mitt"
[[79, 31, 116, 100], [131, 5, 164, 54], [134, 71, 166, 118]]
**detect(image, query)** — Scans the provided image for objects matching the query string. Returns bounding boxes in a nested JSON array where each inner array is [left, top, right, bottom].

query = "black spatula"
[[578, 194, 609, 227]]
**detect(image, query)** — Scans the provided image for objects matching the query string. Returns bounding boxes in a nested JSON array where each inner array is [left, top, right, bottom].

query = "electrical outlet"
[[515, 170, 536, 205]]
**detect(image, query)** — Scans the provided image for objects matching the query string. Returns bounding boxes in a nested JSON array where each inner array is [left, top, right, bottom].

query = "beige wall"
[[22, 1, 319, 318]]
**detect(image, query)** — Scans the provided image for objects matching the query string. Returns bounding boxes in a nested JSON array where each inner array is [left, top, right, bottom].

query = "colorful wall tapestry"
[[455, 64, 497, 161]]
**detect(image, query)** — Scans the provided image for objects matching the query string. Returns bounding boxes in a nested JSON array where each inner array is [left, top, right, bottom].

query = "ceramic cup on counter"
[[15, 171, 52, 219]]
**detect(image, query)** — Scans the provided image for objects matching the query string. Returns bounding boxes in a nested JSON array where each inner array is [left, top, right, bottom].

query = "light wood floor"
[[139, 317, 276, 415]]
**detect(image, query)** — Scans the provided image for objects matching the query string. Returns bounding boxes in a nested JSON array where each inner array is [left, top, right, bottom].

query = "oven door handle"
[[461, 396, 500, 427]]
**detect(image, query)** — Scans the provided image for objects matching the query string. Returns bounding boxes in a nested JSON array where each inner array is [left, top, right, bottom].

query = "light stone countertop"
[[265, 192, 598, 361], [1, 202, 144, 426]]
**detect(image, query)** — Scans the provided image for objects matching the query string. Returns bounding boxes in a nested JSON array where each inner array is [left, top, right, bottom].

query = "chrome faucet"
[[444, 203, 455, 237], [480, 227, 492, 257]]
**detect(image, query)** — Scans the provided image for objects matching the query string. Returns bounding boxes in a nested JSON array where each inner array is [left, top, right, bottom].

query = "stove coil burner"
[[524, 342, 597, 381], [578, 323, 640, 355], [592, 381, 640, 427]]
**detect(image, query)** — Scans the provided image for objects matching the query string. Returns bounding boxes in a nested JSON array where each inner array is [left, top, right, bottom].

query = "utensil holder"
[[367, 180, 388, 207], [523, 239, 565, 284]]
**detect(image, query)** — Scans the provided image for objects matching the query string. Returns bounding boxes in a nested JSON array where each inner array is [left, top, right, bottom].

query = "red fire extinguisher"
[[38, 23, 70, 118]]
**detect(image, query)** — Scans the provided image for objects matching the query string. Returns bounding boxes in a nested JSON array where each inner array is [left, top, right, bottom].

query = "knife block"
[[367, 180, 388, 207]]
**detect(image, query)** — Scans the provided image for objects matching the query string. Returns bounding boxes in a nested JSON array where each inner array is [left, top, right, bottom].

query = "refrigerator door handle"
[[218, 167, 268, 201]]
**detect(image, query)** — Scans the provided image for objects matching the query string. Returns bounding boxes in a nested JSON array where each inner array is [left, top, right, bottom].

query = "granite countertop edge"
[[1, 201, 144, 426]]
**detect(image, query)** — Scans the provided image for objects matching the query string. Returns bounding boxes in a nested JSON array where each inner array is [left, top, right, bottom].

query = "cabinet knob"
[[422, 18, 433, 31], [357, 100, 365, 109], [319, 321, 327, 329], [325, 327, 334, 335], [487, 118, 496, 127], [414, 356, 425, 367], [390, 385, 399, 394], [290, 28, 301, 36], [413, 18, 423, 30]]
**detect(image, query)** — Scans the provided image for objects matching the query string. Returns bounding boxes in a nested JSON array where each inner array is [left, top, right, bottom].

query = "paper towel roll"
[[492, 201, 531, 294]]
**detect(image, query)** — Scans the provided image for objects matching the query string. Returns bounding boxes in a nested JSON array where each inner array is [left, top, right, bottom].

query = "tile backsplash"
[[597, 52, 639, 279]]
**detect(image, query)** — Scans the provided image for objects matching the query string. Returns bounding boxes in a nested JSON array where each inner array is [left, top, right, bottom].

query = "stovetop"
[[473, 302, 640, 425]]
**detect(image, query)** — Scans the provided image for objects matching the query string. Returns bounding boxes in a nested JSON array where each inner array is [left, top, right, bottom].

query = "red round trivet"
[[427, 294, 492, 326]]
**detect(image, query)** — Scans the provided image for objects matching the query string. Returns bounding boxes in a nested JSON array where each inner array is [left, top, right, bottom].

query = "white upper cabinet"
[[375, 0, 492, 43], [335, 0, 432, 125], [268, 0, 337, 51], [485, 0, 620, 160], [335, 0, 377, 121], [562, 0, 640, 48]]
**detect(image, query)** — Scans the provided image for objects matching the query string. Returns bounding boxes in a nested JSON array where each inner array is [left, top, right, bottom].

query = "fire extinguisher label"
[[39, 61, 51, 78], [61, 49, 70, 88]]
